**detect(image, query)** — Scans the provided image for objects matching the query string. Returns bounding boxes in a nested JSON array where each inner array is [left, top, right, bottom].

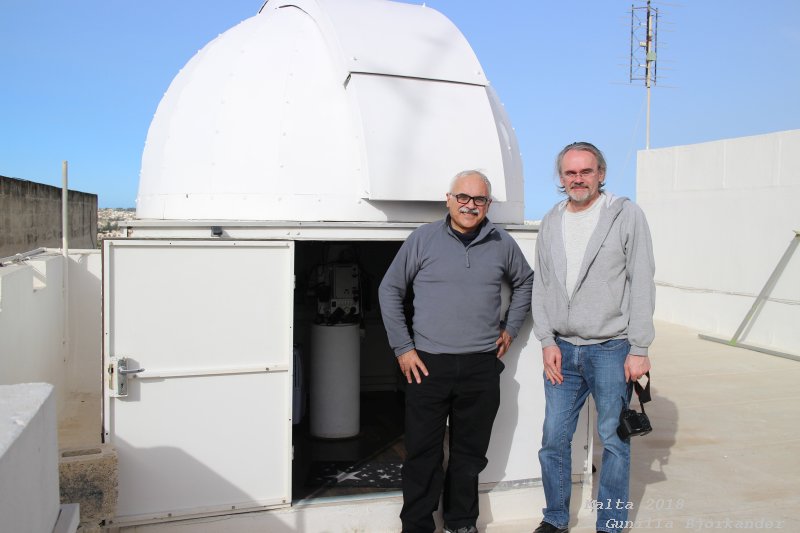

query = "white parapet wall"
[[637, 129, 800, 356], [0, 383, 60, 533], [65, 251, 103, 395], [0, 250, 102, 413]]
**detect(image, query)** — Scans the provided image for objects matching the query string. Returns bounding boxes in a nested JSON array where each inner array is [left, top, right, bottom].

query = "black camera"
[[617, 408, 652, 440], [616, 372, 652, 440]]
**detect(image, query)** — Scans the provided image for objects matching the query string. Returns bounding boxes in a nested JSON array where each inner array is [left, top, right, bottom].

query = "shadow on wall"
[[482, 317, 531, 482], [112, 437, 289, 527], [66, 252, 102, 396]]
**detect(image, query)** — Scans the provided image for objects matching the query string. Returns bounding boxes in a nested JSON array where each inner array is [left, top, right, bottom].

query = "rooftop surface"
[[57, 320, 800, 531], [565, 320, 800, 532]]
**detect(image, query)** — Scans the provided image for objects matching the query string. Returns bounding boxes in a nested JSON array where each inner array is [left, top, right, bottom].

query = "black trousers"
[[400, 350, 503, 533]]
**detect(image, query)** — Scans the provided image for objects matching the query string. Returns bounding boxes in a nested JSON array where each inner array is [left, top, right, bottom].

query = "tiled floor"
[[292, 390, 406, 500]]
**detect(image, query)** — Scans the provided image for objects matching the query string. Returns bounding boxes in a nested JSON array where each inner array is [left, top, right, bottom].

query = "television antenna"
[[630, 1, 658, 149]]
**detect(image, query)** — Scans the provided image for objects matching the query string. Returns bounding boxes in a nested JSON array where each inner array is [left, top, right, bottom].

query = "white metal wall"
[[103, 240, 295, 524]]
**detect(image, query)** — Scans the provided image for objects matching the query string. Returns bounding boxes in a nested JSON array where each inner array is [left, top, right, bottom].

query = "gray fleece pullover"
[[531, 194, 656, 355], [379, 217, 534, 356]]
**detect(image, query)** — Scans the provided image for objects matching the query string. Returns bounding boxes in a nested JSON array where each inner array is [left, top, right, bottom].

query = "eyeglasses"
[[450, 193, 490, 207], [562, 169, 597, 179]]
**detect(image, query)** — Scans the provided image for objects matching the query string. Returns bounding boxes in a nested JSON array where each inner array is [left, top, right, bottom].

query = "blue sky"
[[1, 1, 798, 219]]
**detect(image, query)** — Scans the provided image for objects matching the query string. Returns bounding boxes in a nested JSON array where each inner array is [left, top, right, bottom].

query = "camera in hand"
[[616, 408, 652, 440], [616, 371, 652, 440]]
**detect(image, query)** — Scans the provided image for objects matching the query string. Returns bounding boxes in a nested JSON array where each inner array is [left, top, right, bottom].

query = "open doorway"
[[291, 240, 407, 500]]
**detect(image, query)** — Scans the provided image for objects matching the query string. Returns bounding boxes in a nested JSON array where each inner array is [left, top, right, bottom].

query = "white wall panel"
[[350, 75, 506, 201], [638, 130, 800, 355]]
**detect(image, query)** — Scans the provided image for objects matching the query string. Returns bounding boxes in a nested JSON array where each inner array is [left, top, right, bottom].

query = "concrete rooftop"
[[57, 320, 800, 531], [564, 320, 800, 532]]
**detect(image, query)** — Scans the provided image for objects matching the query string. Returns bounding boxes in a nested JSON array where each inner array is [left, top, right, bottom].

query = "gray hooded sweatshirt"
[[532, 194, 656, 355]]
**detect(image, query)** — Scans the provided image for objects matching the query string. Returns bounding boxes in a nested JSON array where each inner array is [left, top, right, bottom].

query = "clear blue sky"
[[2, 1, 798, 219]]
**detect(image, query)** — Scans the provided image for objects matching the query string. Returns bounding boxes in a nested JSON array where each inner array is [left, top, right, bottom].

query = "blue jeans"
[[539, 338, 633, 533]]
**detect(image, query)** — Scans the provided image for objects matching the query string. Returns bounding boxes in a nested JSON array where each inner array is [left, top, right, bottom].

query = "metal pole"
[[730, 231, 800, 344], [699, 230, 800, 362], [62, 161, 69, 255], [645, 0, 653, 150], [646, 84, 651, 150], [62, 161, 70, 365]]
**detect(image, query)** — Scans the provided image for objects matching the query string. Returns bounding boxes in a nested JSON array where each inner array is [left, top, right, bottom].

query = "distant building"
[[98, 208, 136, 240]]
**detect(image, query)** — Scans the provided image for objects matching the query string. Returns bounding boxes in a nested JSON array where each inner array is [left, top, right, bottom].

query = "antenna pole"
[[645, 0, 654, 149], [630, 1, 658, 150]]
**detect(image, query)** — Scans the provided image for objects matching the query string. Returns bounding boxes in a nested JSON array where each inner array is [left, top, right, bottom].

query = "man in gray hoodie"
[[379, 170, 533, 533], [531, 142, 655, 533]]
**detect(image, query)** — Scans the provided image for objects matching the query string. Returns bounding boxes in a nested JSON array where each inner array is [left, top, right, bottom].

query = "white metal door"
[[103, 240, 294, 525]]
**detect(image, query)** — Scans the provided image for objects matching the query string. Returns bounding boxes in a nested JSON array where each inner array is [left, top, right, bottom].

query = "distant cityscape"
[[98, 208, 136, 241]]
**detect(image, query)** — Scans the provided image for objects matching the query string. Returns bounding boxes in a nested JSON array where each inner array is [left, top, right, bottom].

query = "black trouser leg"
[[400, 352, 452, 533], [442, 353, 502, 529]]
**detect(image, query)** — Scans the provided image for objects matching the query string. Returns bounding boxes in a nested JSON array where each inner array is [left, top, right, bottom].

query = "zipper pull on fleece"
[[465, 248, 470, 268]]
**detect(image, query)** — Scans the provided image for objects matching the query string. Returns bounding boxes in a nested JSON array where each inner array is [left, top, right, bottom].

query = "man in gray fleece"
[[379, 170, 533, 533], [531, 142, 655, 533]]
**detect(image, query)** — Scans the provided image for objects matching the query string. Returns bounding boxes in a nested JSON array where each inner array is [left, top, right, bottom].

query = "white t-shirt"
[[563, 194, 604, 298]]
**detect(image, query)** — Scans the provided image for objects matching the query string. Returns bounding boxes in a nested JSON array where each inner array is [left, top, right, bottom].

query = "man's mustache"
[[459, 207, 480, 215]]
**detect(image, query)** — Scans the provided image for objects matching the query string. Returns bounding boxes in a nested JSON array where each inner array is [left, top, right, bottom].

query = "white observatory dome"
[[137, 0, 524, 223]]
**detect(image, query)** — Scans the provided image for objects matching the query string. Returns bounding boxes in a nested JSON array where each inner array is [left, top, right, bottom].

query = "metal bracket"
[[699, 230, 800, 362]]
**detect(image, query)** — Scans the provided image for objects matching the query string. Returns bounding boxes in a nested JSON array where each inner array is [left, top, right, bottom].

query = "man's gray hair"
[[449, 170, 492, 197], [554, 141, 607, 194]]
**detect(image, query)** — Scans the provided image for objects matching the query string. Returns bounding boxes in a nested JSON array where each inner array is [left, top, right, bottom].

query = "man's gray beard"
[[568, 187, 592, 204]]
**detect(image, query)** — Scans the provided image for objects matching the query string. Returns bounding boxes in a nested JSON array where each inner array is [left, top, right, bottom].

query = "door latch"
[[108, 356, 145, 398]]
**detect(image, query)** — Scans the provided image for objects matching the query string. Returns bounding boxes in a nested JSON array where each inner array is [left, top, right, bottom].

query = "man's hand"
[[542, 345, 563, 385], [495, 330, 513, 358], [397, 349, 429, 384], [625, 354, 651, 382]]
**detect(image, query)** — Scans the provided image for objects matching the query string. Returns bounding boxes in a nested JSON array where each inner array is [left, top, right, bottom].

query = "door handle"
[[119, 366, 146, 375], [109, 356, 145, 397]]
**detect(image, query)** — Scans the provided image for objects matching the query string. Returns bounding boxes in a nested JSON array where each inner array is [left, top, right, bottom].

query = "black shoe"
[[443, 526, 478, 533], [533, 521, 568, 533]]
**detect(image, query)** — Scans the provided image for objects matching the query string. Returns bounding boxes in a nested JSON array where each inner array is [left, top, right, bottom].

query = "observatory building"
[[136, 0, 523, 224], [104, 0, 582, 529]]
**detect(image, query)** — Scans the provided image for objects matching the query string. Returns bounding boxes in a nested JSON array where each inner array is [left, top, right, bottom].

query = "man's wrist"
[[395, 344, 415, 357], [540, 337, 556, 348]]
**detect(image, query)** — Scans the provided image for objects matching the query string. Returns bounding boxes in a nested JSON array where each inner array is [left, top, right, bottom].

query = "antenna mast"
[[630, 1, 658, 149]]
